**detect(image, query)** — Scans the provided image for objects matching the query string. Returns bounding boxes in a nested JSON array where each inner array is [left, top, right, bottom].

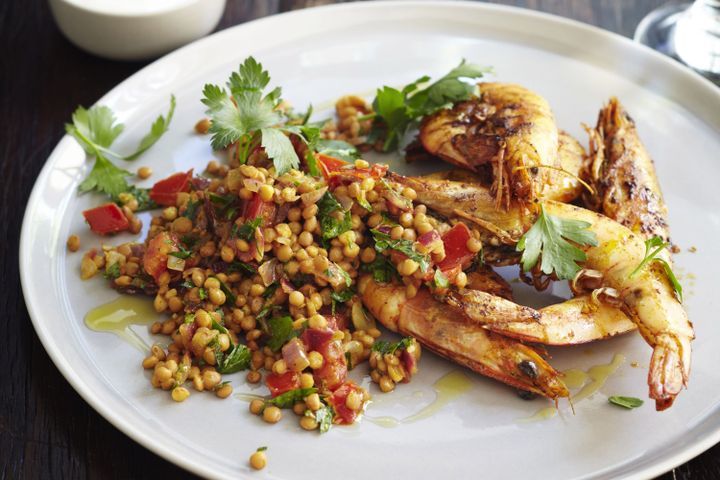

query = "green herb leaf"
[[316, 139, 359, 161], [330, 288, 355, 304], [123, 95, 176, 160], [228, 260, 257, 275], [266, 315, 296, 352], [215, 343, 251, 374], [234, 217, 263, 241], [313, 404, 334, 433], [371, 60, 490, 151], [262, 282, 279, 299], [261, 128, 299, 175], [629, 236, 683, 302], [371, 229, 430, 272], [77, 154, 131, 199], [317, 191, 352, 240], [184, 313, 195, 324], [372, 337, 414, 355], [210, 318, 229, 334], [608, 396, 644, 409], [256, 446, 268, 452], [103, 262, 121, 280], [168, 246, 193, 259], [65, 105, 124, 152], [267, 387, 317, 408], [198, 288, 207, 300], [516, 204, 598, 281], [211, 276, 237, 307], [124, 186, 157, 212], [433, 269, 450, 289], [360, 256, 398, 283]]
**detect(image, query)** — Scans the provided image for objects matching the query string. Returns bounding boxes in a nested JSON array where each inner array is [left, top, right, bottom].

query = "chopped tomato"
[[317, 154, 388, 187], [327, 382, 363, 424], [313, 338, 347, 391], [242, 193, 276, 226], [143, 231, 179, 282], [436, 223, 475, 272], [265, 371, 300, 397], [82, 203, 129, 235], [149, 170, 193, 206]]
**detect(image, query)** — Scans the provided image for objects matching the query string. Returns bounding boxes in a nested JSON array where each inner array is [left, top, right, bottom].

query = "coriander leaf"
[[629, 236, 683, 302], [407, 60, 492, 114], [201, 57, 282, 156], [516, 204, 598, 281], [371, 229, 430, 272], [168, 245, 193, 259], [256, 446, 268, 452], [266, 315, 296, 352], [210, 318, 229, 334], [212, 276, 237, 306], [372, 85, 410, 151], [433, 269, 450, 289], [123, 95, 176, 160], [330, 288, 355, 304], [372, 337, 414, 355], [608, 396, 644, 409], [360, 256, 398, 283], [234, 217, 263, 241], [261, 128, 299, 175], [316, 139, 359, 161], [228, 260, 257, 275], [312, 404, 334, 433], [262, 282, 279, 299], [326, 263, 352, 288], [215, 343, 251, 374], [125, 186, 157, 212], [184, 313, 195, 324], [78, 154, 131, 198], [103, 262, 121, 280], [66, 105, 124, 152], [317, 191, 351, 240], [198, 288, 207, 300], [267, 387, 317, 408]]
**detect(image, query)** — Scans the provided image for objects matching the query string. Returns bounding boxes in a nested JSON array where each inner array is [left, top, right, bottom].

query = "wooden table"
[[2, 0, 716, 478]]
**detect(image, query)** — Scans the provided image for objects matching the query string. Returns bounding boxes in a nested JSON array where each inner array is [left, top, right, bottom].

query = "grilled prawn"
[[419, 83, 560, 207], [583, 98, 670, 241], [393, 174, 693, 410], [359, 276, 569, 400]]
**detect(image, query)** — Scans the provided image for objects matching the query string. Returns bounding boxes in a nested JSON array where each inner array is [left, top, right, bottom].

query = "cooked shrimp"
[[419, 83, 559, 207], [360, 276, 569, 400], [583, 98, 670, 241], [392, 174, 693, 409]]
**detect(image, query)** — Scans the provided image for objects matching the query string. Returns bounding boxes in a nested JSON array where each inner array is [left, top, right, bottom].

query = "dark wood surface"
[[2, 0, 716, 478]]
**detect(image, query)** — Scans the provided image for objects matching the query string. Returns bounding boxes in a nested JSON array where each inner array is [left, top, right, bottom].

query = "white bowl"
[[49, 0, 226, 61]]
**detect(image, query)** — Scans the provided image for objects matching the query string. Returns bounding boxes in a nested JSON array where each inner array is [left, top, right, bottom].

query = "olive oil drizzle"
[[84, 297, 157, 352]]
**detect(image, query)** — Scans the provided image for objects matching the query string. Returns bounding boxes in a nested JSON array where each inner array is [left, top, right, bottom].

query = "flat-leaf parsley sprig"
[[201, 56, 319, 175], [367, 59, 492, 151], [517, 204, 598, 281], [66, 96, 176, 201]]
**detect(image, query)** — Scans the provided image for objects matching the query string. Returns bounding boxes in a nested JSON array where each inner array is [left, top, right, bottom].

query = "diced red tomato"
[[143, 231, 179, 282], [436, 223, 475, 272], [317, 154, 388, 188], [242, 193, 276, 226], [327, 382, 363, 424], [313, 338, 347, 391], [301, 328, 334, 352], [265, 371, 300, 397], [82, 203, 129, 235], [149, 170, 193, 206]]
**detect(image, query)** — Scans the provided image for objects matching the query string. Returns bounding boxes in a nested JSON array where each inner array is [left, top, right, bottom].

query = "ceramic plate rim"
[[20, 2, 720, 479]]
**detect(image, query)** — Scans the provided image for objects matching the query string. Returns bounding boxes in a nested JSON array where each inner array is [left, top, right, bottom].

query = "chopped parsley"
[[516, 204, 598, 281], [168, 245, 193, 259], [227, 260, 257, 275], [629, 236, 683, 302], [608, 396, 644, 409], [433, 269, 450, 289], [372, 337, 414, 355], [212, 276, 237, 306], [232, 217, 263, 241], [370, 229, 430, 272], [360, 256, 398, 283], [266, 387, 317, 408], [311, 404, 334, 433], [266, 315, 296, 352], [215, 343, 251, 374], [317, 191, 352, 241], [103, 262, 121, 280]]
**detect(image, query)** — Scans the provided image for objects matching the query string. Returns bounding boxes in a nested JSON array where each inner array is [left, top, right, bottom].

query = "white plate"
[[20, 2, 720, 479]]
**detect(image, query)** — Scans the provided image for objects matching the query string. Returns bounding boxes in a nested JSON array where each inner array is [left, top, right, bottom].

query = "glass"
[[635, 0, 720, 83]]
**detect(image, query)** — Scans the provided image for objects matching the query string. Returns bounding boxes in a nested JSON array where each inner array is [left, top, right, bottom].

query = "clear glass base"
[[635, 2, 720, 84]]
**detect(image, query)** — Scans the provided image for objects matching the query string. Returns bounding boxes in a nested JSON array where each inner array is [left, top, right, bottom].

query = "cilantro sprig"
[[516, 205, 598, 281], [370, 229, 430, 272], [629, 236, 683, 302], [201, 56, 317, 175], [66, 96, 175, 199], [368, 60, 491, 151], [372, 337, 414, 355], [317, 191, 352, 241]]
